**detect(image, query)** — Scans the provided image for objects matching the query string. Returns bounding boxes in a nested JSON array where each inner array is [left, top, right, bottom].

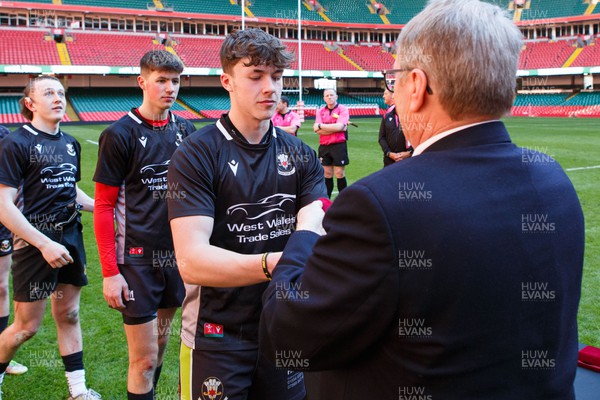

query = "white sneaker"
[[5, 360, 28, 375], [67, 388, 102, 400]]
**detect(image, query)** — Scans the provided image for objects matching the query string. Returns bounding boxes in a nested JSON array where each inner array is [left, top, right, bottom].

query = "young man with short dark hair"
[[168, 28, 326, 400], [93, 50, 195, 400]]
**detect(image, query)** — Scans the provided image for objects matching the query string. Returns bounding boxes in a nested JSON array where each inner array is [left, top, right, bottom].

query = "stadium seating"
[[62, 0, 149, 10], [511, 92, 600, 117], [172, 36, 223, 68], [67, 32, 158, 66], [0, 30, 61, 65], [519, 40, 575, 69], [68, 87, 196, 121], [178, 88, 230, 119], [166, 0, 240, 15], [519, 0, 588, 20], [285, 42, 359, 71], [570, 44, 600, 68], [341, 45, 395, 72]]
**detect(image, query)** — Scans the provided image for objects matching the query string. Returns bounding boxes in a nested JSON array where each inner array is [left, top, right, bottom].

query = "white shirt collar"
[[412, 120, 500, 156]]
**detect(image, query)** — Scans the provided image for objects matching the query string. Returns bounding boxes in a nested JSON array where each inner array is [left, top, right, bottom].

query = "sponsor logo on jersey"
[[140, 160, 170, 176], [129, 247, 144, 257], [1, 239, 11, 253], [66, 143, 76, 156], [139, 136, 148, 148], [228, 160, 239, 176], [201, 377, 225, 400], [204, 323, 224, 338], [40, 163, 76, 177], [35, 144, 43, 153], [226, 193, 295, 220], [277, 153, 296, 176]]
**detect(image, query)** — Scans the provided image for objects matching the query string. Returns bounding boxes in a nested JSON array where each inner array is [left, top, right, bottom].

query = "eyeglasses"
[[382, 68, 433, 95]]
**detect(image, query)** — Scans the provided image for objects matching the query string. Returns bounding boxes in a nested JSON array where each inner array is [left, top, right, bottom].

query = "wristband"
[[262, 252, 272, 281]]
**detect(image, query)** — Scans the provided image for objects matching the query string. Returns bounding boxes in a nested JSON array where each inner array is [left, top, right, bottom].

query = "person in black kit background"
[[378, 89, 412, 167]]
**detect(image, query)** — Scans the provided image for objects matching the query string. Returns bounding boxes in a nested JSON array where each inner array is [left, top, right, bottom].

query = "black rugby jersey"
[[93, 109, 195, 266], [0, 124, 81, 248], [168, 115, 326, 350]]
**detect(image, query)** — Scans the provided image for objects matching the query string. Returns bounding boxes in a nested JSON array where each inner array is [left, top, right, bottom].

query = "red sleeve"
[[93, 182, 120, 277]]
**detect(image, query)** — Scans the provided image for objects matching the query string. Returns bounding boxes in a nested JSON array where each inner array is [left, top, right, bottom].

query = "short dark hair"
[[140, 50, 184, 75], [19, 75, 62, 121], [280, 95, 290, 106], [220, 28, 294, 73]]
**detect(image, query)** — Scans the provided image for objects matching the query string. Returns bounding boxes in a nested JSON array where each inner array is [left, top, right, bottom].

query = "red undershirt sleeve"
[[93, 182, 120, 278]]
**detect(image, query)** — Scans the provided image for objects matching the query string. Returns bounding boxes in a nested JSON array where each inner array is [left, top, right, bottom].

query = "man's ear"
[[407, 69, 428, 114], [24, 97, 35, 113], [137, 75, 146, 90], [220, 72, 233, 93]]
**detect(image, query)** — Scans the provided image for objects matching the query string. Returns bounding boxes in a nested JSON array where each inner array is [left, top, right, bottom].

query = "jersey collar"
[[218, 114, 276, 149]]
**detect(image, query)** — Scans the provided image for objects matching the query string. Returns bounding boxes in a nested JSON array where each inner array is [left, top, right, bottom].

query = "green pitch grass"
[[2, 116, 599, 399]]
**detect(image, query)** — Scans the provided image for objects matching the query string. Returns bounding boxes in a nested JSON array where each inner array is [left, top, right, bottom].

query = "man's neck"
[[31, 119, 60, 135], [228, 109, 271, 144], [137, 104, 169, 121]]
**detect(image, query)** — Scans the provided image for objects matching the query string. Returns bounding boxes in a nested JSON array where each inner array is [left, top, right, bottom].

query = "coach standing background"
[[260, 0, 584, 399]]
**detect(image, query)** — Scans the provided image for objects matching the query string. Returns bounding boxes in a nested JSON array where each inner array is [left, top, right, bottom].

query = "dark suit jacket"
[[378, 108, 411, 166], [260, 121, 584, 399]]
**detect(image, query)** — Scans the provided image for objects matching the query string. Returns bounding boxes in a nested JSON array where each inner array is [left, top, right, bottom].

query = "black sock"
[[0, 362, 8, 375], [325, 178, 334, 198], [128, 389, 154, 400], [153, 363, 163, 388], [337, 177, 347, 193], [0, 315, 8, 334], [62, 351, 84, 372]]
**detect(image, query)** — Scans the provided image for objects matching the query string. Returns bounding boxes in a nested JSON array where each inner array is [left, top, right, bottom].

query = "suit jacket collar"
[[421, 121, 511, 154]]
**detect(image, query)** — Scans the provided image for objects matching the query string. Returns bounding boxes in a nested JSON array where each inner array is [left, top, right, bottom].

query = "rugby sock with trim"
[[62, 351, 86, 397]]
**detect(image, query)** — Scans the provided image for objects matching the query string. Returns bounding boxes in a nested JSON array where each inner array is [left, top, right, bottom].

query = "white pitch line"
[[566, 165, 600, 172], [86, 139, 99, 145]]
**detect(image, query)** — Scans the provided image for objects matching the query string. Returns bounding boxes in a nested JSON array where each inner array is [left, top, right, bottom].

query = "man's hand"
[[296, 200, 326, 235], [103, 273, 130, 310], [392, 151, 412, 162], [38, 241, 74, 269]]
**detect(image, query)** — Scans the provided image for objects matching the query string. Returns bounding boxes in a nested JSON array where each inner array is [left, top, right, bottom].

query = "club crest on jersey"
[[201, 377, 225, 400], [277, 153, 296, 176], [175, 132, 183, 147], [66, 143, 76, 156], [0, 240, 11, 253], [139, 136, 148, 148]]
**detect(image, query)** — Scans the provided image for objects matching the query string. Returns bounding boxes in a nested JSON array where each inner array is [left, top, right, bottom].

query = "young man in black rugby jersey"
[[93, 50, 194, 400], [0, 76, 98, 399], [168, 28, 326, 400], [0, 125, 28, 378]]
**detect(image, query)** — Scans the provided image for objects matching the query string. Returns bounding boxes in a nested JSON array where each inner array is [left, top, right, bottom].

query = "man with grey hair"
[[260, 1, 584, 399]]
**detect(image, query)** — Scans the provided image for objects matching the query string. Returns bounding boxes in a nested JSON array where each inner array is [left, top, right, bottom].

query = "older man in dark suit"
[[260, 0, 584, 399]]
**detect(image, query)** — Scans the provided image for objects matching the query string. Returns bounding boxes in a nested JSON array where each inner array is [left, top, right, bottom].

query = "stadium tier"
[[570, 43, 600, 68], [519, 40, 576, 70], [172, 36, 223, 69], [285, 42, 360, 71], [62, 0, 149, 10], [68, 87, 197, 121], [518, 0, 589, 20], [67, 32, 158, 66], [512, 92, 600, 117], [0, 30, 61, 65], [341, 45, 395, 72], [178, 88, 231, 119]]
